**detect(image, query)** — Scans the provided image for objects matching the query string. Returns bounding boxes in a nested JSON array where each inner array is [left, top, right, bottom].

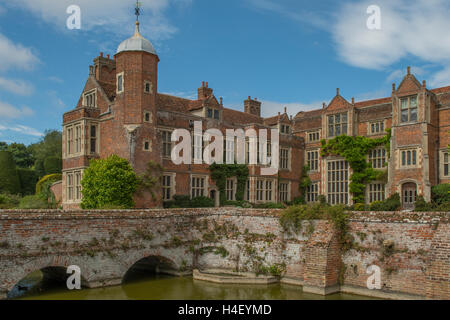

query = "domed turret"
[[116, 22, 157, 55]]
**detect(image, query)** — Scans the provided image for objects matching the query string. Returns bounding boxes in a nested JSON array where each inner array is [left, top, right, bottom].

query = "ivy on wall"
[[320, 129, 392, 204], [210, 164, 249, 205]]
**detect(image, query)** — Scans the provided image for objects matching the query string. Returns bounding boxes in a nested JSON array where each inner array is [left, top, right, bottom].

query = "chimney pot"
[[422, 80, 426, 87], [220, 97, 223, 105], [407, 66, 411, 75], [202, 81, 205, 87], [248, 96, 251, 100], [255, 98, 258, 101], [206, 82, 208, 88], [100, 52, 103, 57], [106, 54, 110, 59], [352, 97, 355, 104], [337, 88, 340, 96]]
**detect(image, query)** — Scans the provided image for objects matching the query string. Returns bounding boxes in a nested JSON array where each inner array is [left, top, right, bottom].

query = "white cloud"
[[0, 124, 43, 137], [333, 0, 450, 86], [0, 77, 34, 95], [0, 33, 40, 72], [0, 100, 34, 119], [48, 76, 64, 84], [7, 0, 192, 40]]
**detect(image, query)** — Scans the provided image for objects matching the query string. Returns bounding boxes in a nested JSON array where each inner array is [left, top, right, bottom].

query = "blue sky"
[[1, 0, 450, 145]]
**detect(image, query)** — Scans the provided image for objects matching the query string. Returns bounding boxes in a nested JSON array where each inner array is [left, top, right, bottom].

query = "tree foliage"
[[29, 130, 62, 177], [81, 155, 139, 209], [0, 151, 21, 195], [5, 143, 35, 168]]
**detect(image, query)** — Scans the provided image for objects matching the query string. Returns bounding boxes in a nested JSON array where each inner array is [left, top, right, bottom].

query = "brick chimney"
[[244, 96, 262, 117], [198, 81, 213, 100]]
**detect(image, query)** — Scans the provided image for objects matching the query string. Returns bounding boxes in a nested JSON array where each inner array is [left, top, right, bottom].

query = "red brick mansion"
[[61, 22, 450, 209]]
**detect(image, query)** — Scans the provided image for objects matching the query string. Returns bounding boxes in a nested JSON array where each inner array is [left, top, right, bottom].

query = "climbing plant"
[[209, 163, 249, 205], [320, 129, 391, 204]]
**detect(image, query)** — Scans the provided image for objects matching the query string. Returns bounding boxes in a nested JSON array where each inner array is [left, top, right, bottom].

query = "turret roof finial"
[[134, 1, 142, 37]]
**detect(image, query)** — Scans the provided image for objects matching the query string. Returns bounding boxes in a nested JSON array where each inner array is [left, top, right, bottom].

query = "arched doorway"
[[402, 182, 417, 210]]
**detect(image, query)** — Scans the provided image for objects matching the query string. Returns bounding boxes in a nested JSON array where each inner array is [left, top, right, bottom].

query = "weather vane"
[[135, 1, 142, 22]]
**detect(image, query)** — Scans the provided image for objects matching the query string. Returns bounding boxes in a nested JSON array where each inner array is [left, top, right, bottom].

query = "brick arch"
[[395, 179, 420, 194], [119, 249, 181, 282], [5, 255, 92, 294]]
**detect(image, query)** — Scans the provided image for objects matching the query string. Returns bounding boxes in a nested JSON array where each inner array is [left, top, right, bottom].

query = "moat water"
[[12, 271, 376, 300]]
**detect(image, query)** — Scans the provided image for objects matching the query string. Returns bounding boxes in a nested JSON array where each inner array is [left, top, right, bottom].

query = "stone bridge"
[[0, 208, 449, 300]]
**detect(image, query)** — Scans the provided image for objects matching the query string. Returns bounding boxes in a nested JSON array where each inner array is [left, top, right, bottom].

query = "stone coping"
[[0, 208, 448, 223], [193, 269, 279, 285]]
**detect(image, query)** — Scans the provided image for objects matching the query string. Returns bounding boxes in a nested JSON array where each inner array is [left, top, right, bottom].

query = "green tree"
[[43, 156, 62, 174], [7, 143, 35, 168], [29, 130, 62, 177], [81, 155, 139, 209], [0, 142, 7, 151], [0, 151, 21, 194]]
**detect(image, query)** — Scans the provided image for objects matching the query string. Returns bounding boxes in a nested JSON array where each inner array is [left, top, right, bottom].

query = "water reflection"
[[16, 274, 376, 300]]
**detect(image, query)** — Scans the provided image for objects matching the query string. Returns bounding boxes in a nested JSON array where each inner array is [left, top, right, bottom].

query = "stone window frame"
[[64, 169, 84, 204], [439, 149, 449, 179], [116, 72, 124, 94], [278, 181, 291, 203], [306, 181, 319, 203], [162, 173, 176, 201], [83, 89, 97, 108], [279, 147, 291, 171], [64, 121, 84, 159], [143, 139, 152, 152], [368, 147, 386, 169], [89, 122, 99, 155], [307, 130, 320, 143], [144, 80, 153, 94], [367, 120, 386, 136], [399, 95, 418, 124], [366, 182, 386, 204], [206, 107, 220, 120], [190, 174, 209, 199], [144, 111, 153, 123], [255, 178, 276, 203], [225, 177, 237, 201], [306, 149, 320, 172], [280, 124, 291, 135], [327, 112, 348, 138], [160, 130, 173, 159], [399, 147, 419, 169], [326, 159, 350, 206]]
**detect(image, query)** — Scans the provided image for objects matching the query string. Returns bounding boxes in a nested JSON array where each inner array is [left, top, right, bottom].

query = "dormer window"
[[207, 108, 220, 120], [84, 90, 96, 108], [281, 125, 291, 134], [400, 96, 418, 123], [328, 112, 348, 138]]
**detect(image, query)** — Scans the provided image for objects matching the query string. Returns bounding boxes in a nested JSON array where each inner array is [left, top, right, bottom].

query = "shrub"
[[431, 184, 450, 206], [353, 203, 367, 211], [19, 195, 48, 209], [190, 196, 215, 208], [81, 155, 139, 209], [36, 174, 62, 195], [253, 202, 285, 209], [414, 196, 433, 212], [370, 193, 401, 211], [318, 195, 327, 205], [17, 168, 38, 196], [43, 156, 62, 174], [0, 151, 21, 195], [0, 193, 21, 209]]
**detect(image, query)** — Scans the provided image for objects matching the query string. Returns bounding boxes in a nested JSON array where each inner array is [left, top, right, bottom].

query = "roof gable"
[[326, 93, 352, 112]]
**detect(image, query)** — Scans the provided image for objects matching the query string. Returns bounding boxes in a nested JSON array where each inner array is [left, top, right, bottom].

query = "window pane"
[[401, 98, 408, 109], [401, 110, 409, 122], [410, 96, 417, 108], [410, 108, 417, 122]]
